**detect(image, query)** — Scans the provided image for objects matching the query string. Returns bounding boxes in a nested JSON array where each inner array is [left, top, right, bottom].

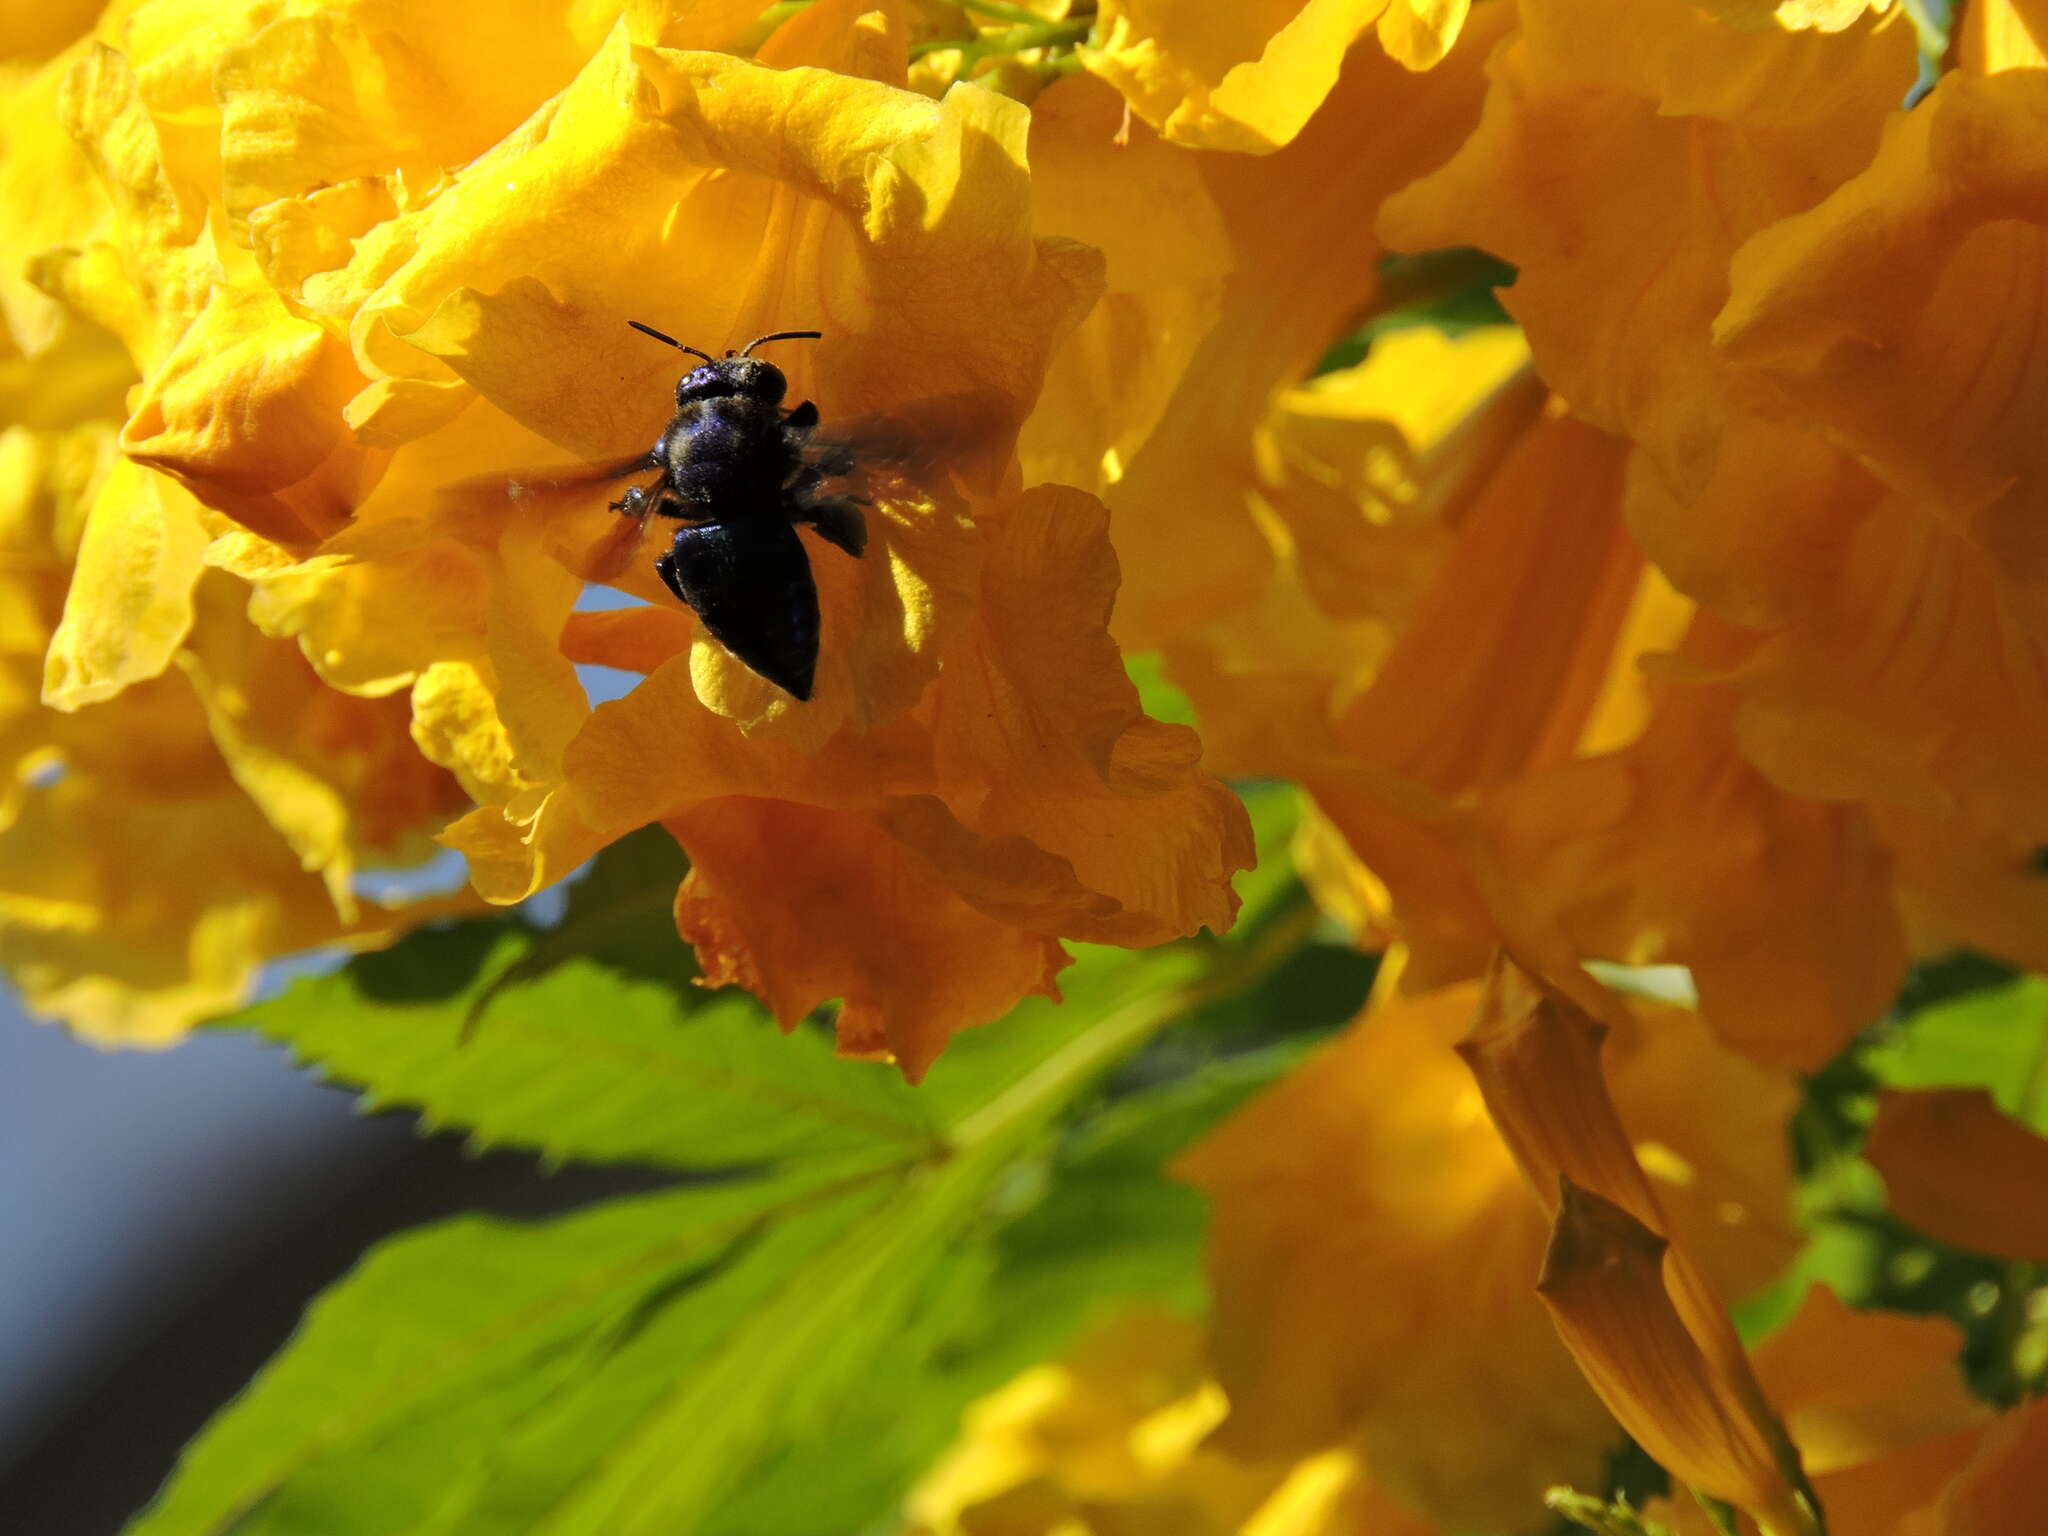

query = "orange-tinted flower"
[[1178, 958, 1798, 1531], [1081, 0, 1476, 154], [1381, 0, 1914, 493], [1093, 17, 1510, 650], [1715, 66, 2048, 590], [901, 1308, 1435, 1536], [1865, 1089, 2048, 1264], [1645, 1286, 1996, 1536], [1475, 612, 1909, 1071], [1537, 1180, 1815, 1535], [31, 1, 1254, 1073]]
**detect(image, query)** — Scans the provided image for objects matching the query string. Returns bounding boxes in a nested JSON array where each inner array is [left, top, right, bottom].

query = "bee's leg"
[[584, 508, 650, 582], [784, 399, 819, 431], [810, 441, 857, 478], [585, 484, 687, 581], [797, 495, 867, 559], [785, 464, 829, 502]]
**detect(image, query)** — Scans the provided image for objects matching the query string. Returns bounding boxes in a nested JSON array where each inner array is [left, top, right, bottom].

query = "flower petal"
[[42, 455, 207, 708], [1902, 1397, 2048, 1536], [1016, 69, 1230, 498], [925, 485, 1253, 946], [1180, 963, 1797, 1530], [1381, 0, 1914, 491], [670, 799, 1067, 1082], [372, 38, 1097, 476], [1476, 615, 1907, 1070], [1107, 20, 1505, 646], [1537, 1179, 1815, 1534], [1866, 1088, 2048, 1264], [120, 284, 374, 544], [1748, 1285, 1989, 1478], [1716, 68, 2048, 584], [1727, 494, 2048, 846], [1081, 0, 1475, 152], [1463, 957, 1812, 1524]]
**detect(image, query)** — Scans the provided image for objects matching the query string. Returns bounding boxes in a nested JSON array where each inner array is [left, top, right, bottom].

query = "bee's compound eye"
[[722, 358, 787, 405]]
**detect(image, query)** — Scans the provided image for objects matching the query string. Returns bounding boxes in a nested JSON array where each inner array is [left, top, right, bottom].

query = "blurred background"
[[0, 982, 673, 1536]]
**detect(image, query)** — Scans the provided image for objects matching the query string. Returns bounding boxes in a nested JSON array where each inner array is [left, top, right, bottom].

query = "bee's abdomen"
[[656, 518, 821, 700]]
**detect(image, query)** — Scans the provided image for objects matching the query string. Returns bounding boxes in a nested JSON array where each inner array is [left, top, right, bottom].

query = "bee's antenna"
[[628, 320, 715, 365], [740, 330, 823, 357]]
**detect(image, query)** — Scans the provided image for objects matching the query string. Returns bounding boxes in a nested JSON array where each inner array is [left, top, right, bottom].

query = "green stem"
[[948, 899, 1320, 1151], [909, 15, 1093, 62], [959, 0, 1059, 23]]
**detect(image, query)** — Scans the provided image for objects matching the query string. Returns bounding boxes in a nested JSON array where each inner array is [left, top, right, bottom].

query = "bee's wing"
[[431, 454, 658, 579], [800, 391, 1012, 492], [507, 453, 658, 504], [436, 454, 656, 517]]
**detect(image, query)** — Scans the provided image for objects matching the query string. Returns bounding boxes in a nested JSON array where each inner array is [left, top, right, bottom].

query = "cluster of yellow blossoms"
[[9, 0, 2048, 1529]]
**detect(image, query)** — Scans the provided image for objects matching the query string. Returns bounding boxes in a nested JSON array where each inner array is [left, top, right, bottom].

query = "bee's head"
[[629, 321, 820, 410], [675, 356, 786, 407]]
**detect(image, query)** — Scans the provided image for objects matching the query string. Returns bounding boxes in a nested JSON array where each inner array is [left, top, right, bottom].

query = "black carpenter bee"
[[601, 321, 868, 702]]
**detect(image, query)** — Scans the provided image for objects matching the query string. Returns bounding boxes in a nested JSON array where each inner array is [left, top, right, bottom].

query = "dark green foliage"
[[136, 786, 1366, 1536]]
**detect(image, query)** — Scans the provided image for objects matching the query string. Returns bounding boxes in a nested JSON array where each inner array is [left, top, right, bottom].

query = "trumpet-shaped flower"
[[1093, 20, 1507, 649], [902, 1308, 1438, 1536], [1177, 961, 1798, 1531], [1644, 1285, 2004, 1536], [1081, 0, 1475, 154], [1380, 0, 1915, 495], [1715, 67, 2048, 589], [35, 0, 1252, 1075], [0, 419, 465, 1042]]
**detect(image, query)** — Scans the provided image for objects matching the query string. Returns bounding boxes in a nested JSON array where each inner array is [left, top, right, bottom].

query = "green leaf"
[[462, 823, 694, 1035], [1865, 974, 2048, 1129], [991, 1040, 1308, 1323], [126, 1175, 849, 1536], [228, 925, 938, 1171], [1315, 248, 1518, 374], [148, 767, 1335, 1536], [1123, 650, 1198, 730], [143, 876, 1324, 1536], [226, 785, 1301, 1172], [701, 1039, 1315, 1536]]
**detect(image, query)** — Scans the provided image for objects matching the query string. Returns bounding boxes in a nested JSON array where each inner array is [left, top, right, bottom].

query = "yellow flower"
[[0, 420, 465, 1042], [902, 1308, 1439, 1536], [0, 0, 102, 63], [1864, 1089, 2048, 1265], [1459, 958, 1815, 1533], [1898, 1398, 2048, 1536], [1176, 957, 1799, 1531], [1015, 68, 1230, 501], [1715, 68, 2048, 588], [1088, 16, 1509, 650], [1080, 0, 1475, 154], [1363, 0, 2048, 1025], [903, 1309, 1279, 1536], [1745, 1287, 1988, 1486], [1172, 346, 1903, 1073], [1473, 611, 1910, 1071], [0, 15, 484, 1040], [1537, 1181, 1815, 1535], [37, 2, 1252, 1075], [1380, 0, 1915, 494], [1642, 1286, 2000, 1536]]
